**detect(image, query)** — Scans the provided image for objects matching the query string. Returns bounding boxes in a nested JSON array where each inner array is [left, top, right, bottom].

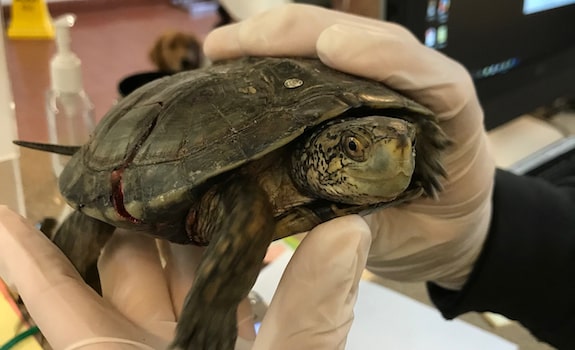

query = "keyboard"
[[509, 136, 575, 182]]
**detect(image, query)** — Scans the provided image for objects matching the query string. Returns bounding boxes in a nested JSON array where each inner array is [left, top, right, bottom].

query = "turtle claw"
[[172, 305, 237, 350]]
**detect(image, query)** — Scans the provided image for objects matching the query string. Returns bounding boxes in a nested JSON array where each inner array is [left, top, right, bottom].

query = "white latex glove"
[[204, 4, 495, 290], [0, 205, 370, 349]]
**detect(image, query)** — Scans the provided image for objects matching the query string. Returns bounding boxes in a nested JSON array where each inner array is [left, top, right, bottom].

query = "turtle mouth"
[[346, 152, 414, 174], [344, 170, 413, 201]]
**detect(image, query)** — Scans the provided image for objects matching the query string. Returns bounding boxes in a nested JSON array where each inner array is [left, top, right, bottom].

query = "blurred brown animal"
[[149, 31, 203, 72]]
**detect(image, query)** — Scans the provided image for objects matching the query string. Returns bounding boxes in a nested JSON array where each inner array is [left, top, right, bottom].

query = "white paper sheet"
[[253, 250, 517, 350]]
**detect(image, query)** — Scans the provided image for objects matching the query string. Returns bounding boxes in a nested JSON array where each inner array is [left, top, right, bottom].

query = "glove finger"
[[158, 241, 205, 318], [0, 207, 160, 348], [98, 230, 177, 331], [254, 215, 371, 350], [204, 4, 397, 60], [317, 23, 480, 137], [0, 207, 92, 308], [0, 206, 80, 294]]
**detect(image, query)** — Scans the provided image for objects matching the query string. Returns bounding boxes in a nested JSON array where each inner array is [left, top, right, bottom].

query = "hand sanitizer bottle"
[[46, 13, 95, 177]]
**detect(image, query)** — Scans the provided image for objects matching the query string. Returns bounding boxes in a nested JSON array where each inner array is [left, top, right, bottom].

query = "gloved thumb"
[[254, 215, 371, 350]]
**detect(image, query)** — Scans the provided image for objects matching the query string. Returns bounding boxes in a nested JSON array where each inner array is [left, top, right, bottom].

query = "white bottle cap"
[[50, 14, 83, 93]]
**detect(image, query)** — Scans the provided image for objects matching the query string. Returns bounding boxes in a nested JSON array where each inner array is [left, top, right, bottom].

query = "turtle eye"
[[342, 135, 368, 162]]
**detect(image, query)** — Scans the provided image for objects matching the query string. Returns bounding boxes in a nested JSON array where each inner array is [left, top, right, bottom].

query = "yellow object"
[[7, 0, 54, 39], [0, 279, 42, 349]]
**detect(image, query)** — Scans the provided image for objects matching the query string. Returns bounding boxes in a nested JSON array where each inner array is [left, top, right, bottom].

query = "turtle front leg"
[[52, 210, 115, 294], [172, 176, 275, 350]]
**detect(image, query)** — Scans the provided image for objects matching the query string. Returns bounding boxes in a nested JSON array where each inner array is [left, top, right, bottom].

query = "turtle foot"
[[171, 176, 274, 349], [171, 304, 237, 350]]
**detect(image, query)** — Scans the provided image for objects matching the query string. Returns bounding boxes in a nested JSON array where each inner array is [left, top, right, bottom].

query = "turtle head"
[[291, 116, 416, 205]]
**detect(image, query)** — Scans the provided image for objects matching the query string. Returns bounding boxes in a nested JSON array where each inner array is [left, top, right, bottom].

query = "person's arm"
[[429, 169, 575, 349]]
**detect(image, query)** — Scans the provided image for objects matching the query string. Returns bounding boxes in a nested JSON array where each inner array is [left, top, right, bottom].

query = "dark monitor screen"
[[385, 0, 575, 129]]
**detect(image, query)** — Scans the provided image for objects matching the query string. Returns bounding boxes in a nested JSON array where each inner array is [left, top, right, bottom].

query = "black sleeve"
[[427, 169, 575, 349]]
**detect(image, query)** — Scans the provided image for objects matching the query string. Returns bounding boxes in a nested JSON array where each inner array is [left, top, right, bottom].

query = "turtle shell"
[[59, 57, 438, 240]]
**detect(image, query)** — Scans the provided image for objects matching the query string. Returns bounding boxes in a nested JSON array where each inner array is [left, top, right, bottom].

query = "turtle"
[[14, 57, 451, 350]]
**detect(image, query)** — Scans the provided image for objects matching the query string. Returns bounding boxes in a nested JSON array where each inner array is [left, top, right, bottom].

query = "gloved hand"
[[204, 4, 495, 290], [0, 205, 370, 349]]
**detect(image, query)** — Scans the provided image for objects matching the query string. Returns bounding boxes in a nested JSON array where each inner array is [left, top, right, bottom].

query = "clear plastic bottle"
[[46, 89, 94, 176], [46, 14, 95, 177]]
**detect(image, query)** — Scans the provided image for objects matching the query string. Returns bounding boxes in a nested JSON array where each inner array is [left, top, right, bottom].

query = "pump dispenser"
[[47, 13, 95, 177]]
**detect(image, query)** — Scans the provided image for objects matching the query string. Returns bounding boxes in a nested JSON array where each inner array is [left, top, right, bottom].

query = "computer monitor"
[[384, 0, 575, 129]]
